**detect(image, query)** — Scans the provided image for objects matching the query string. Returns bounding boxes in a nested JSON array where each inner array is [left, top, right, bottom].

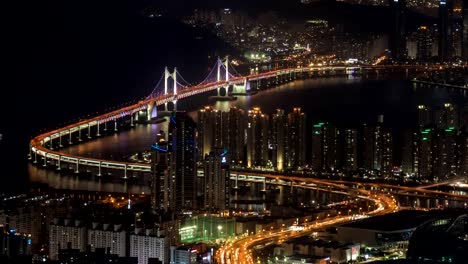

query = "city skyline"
[[2, 0, 468, 263]]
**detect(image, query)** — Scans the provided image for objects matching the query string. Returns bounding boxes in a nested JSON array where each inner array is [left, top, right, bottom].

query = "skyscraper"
[[271, 109, 287, 171], [151, 130, 173, 212], [388, 0, 407, 61], [438, 0, 454, 62], [287, 108, 307, 168], [362, 123, 393, 176], [401, 129, 418, 175], [311, 122, 338, 171], [456, 132, 468, 176], [435, 103, 459, 129], [381, 128, 393, 177], [418, 105, 432, 127], [226, 107, 246, 166], [197, 106, 223, 160], [343, 129, 358, 171], [416, 26, 433, 62], [432, 128, 457, 181], [463, 0, 468, 61], [197, 106, 246, 166], [363, 125, 382, 171], [416, 128, 434, 180], [203, 147, 230, 211], [246, 107, 269, 168], [169, 111, 197, 210]]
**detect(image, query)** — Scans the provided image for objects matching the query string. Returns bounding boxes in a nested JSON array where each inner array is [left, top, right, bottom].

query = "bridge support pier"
[[49, 138, 54, 150], [75, 160, 79, 174], [69, 131, 73, 145], [87, 124, 91, 139], [97, 162, 102, 177], [43, 155, 47, 167], [234, 174, 239, 189], [260, 177, 266, 192], [104, 121, 108, 131], [33, 152, 37, 164], [135, 111, 139, 122], [123, 165, 128, 179], [96, 123, 101, 137], [59, 134, 63, 147], [28, 147, 32, 160], [114, 120, 118, 132], [131, 115, 134, 127], [57, 156, 61, 170], [147, 103, 154, 121], [78, 127, 82, 142], [173, 100, 177, 112]]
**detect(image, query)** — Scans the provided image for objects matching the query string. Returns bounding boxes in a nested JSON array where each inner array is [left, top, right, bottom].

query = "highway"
[[231, 171, 468, 202], [215, 179, 398, 264]]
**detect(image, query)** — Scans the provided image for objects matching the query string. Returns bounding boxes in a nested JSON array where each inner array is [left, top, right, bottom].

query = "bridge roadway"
[[231, 172, 468, 202], [216, 178, 398, 264], [27, 62, 462, 200], [29, 65, 364, 176], [29, 63, 442, 177]]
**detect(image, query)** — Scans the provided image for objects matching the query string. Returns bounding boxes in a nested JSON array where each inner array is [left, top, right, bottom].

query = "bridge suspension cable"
[[174, 68, 192, 88], [198, 59, 221, 85], [227, 59, 242, 77], [145, 72, 165, 100]]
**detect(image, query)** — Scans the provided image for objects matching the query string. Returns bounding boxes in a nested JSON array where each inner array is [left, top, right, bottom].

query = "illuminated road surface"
[[215, 182, 398, 264]]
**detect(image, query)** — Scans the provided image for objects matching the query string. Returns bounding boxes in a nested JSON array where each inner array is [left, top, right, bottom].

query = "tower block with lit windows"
[[388, 0, 407, 62]]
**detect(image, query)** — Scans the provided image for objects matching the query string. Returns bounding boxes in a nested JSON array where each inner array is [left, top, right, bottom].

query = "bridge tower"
[[216, 56, 230, 97], [164, 67, 178, 111]]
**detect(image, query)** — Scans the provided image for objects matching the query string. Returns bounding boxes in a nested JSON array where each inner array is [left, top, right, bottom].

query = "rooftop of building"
[[338, 209, 463, 232]]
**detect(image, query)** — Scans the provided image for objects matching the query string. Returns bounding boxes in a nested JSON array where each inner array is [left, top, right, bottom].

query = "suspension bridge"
[[30, 57, 437, 177]]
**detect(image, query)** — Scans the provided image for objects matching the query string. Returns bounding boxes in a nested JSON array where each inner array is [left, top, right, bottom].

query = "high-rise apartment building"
[[416, 26, 432, 61], [388, 0, 407, 61], [311, 122, 339, 171], [343, 129, 358, 171], [463, 0, 468, 61], [130, 229, 168, 264], [169, 111, 197, 210], [287, 108, 307, 168], [151, 131, 173, 212], [87, 223, 126, 257], [271, 109, 288, 171], [246, 107, 269, 168], [438, 0, 454, 62], [203, 147, 230, 211], [49, 218, 86, 260]]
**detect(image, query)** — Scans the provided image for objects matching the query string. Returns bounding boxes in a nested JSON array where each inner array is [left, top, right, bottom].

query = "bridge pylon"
[[216, 56, 230, 97], [164, 67, 178, 112]]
